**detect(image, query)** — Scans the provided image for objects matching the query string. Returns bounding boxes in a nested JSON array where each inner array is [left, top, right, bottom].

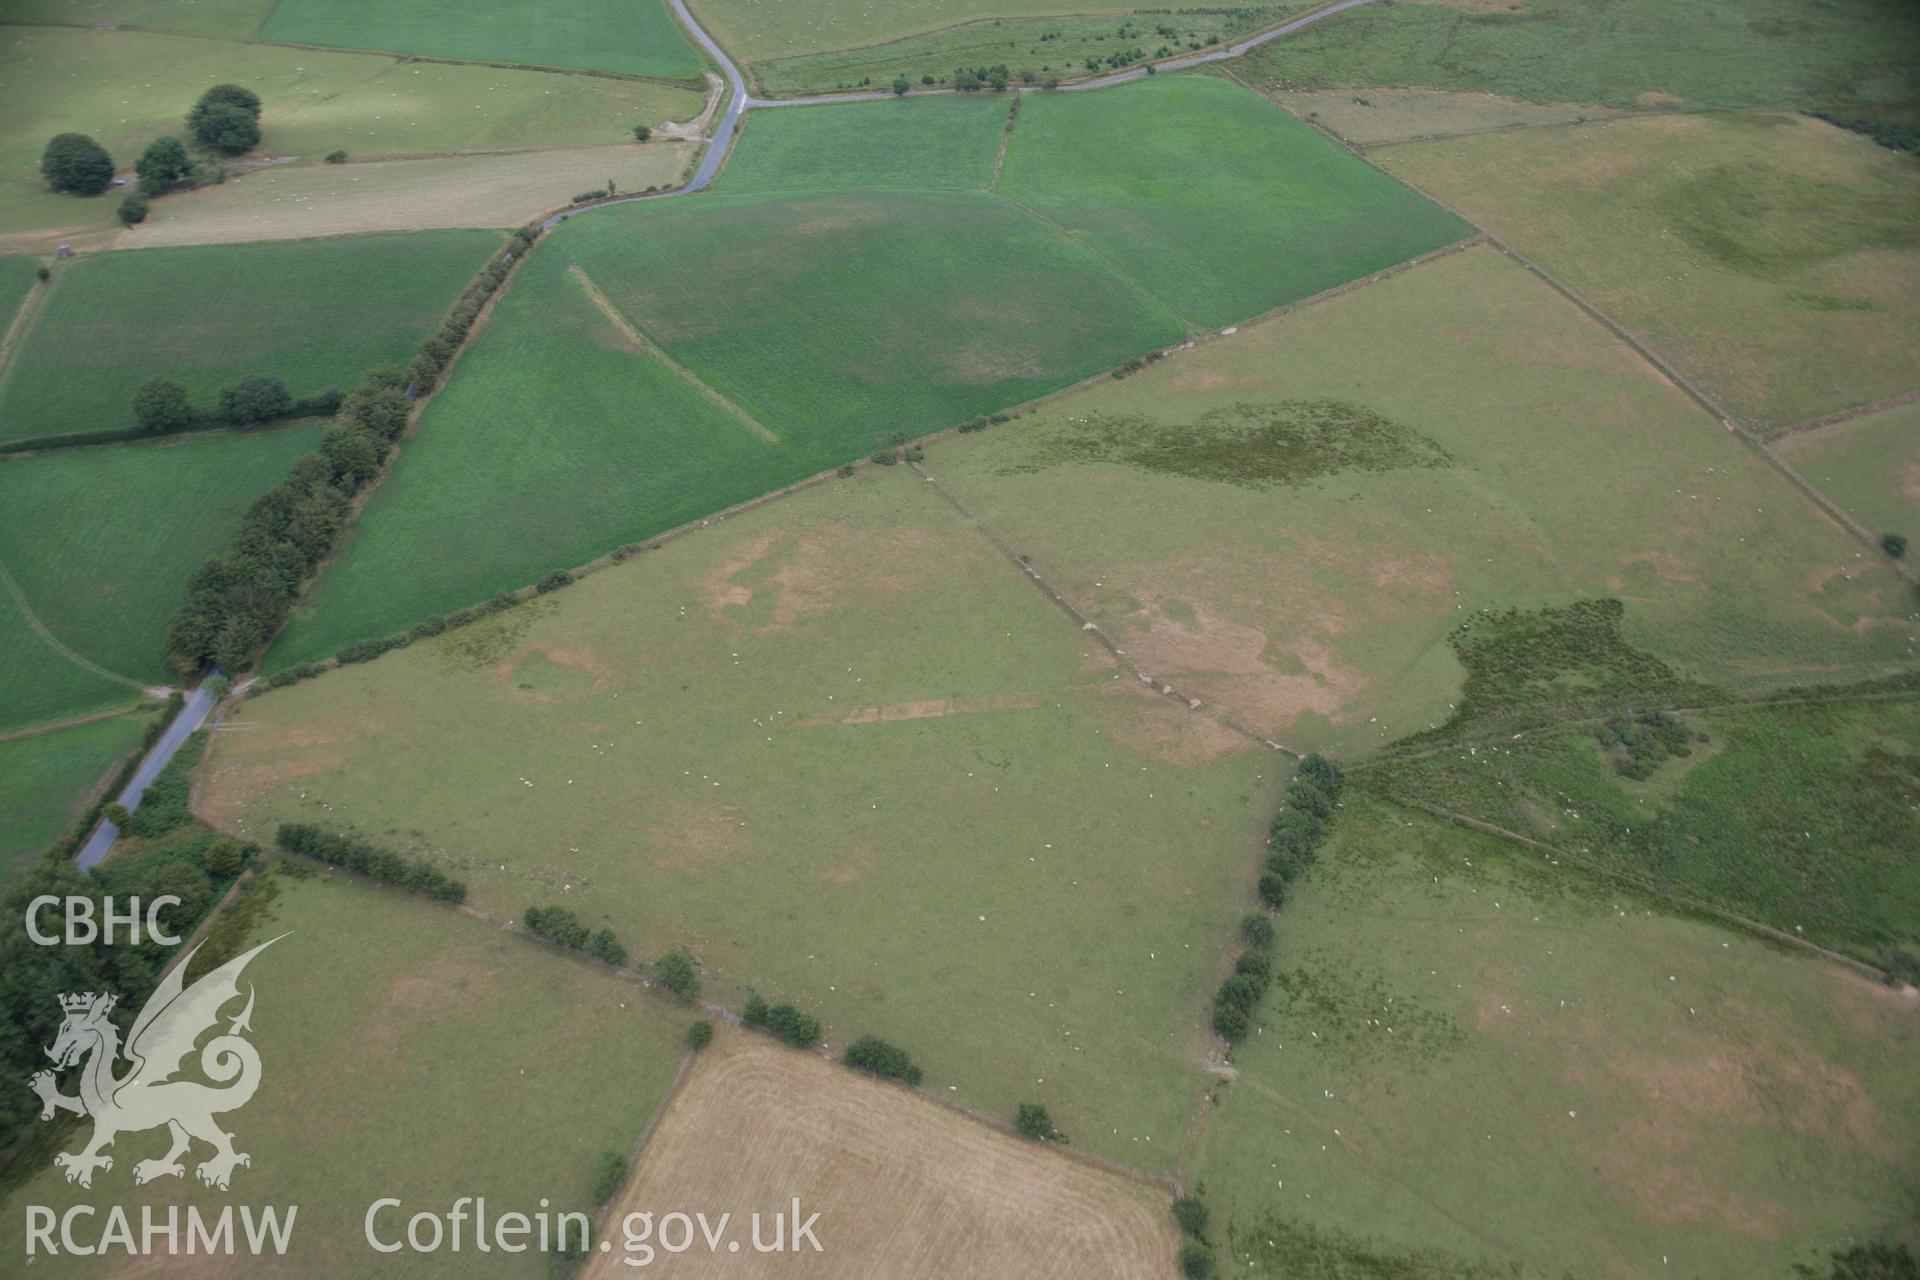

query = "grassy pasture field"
[[0, 423, 326, 728], [121, 143, 696, 245], [0, 864, 696, 1277], [266, 186, 1186, 665], [920, 245, 1920, 757], [0, 712, 152, 890], [589, 1028, 1181, 1279], [1369, 698, 1920, 963], [718, 94, 1008, 193], [211, 465, 1275, 1171], [1269, 87, 1629, 147], [0, 27, 703, 247], [1193, 792, 1920, 1278], [1239, 0, 1920, 114], [1776, 401, 1920, 549], [1376, 112, 1920, 431], [0, 255, 42, 331], [746, 7, 1304, 96], [0, 0, 275, 39], [0, 574, 140, 734], [262, 0, 706, 79], [998, 73, 1471, 327], [0, 231, 498, 443], [697, 0, 1141, 63]]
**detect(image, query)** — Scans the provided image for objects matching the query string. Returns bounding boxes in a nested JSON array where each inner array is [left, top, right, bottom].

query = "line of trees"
[[275, 823, 467, 902], [841, 1035, 921, 1084], [1212, 754, 1342, 1045], [131, 374, 340, 435], [522, 904, 628, 966], [163, 224, 538, 678], [742, 994, 820, 1047]]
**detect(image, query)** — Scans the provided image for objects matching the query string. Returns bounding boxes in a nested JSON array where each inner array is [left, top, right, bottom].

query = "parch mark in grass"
[[1003, 400, 1453, 488]]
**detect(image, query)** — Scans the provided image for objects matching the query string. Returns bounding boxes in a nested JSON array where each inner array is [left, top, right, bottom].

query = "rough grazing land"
[[0, 423, 326, 727], [0, 866, 694, 1278], [998, 73, 1471, 327], [1239, 0, 1920, 113], [1376, 112, 1920, 430], [262, 0, 706, 79], [589, 1029, 1181, 1279], [1196, 792, 1920, 1278], [924, 245, 1917, 755], [0, 231, 499, 443], [0, 712, 151, 890], [1269, 87, 1630, 147], [1775, 400, 1920, 549], [212, 466, 1274, 1171], [1370, 697, 1920, 961], [0, 27, 702, 247], [0, 0, 274, 39], [122, 144, 697, 246]]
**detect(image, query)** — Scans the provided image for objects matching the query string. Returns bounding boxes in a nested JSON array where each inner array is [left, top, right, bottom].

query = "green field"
[[1239, 0, 1920, 113], [1777, 401, 1920, 547], [1377, 112, 1920, 431], [747, 8, 1302, 95], [0, 0, 275, 38], [0, 712, 152, 890], [1194, 791, 1920, 1277], [0, 231, 498, 443], [0, 863, 695, 1277], [267, 186, 1186, 665], [1369, 697, 1920, 963], [262, 0, 705, 79], [719, 94, 1009, 192], [0, 27, 703, 246], [921, 245, 1919, 756], [698, 0, 1141, 63], [0, 423, 327, 728], [999, 73, 1471, 327], [215, 466, 1273, 1172], [0, 255, 41, 332]]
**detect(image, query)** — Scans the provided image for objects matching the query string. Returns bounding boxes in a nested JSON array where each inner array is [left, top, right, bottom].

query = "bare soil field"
[[120, 145, 697, 246], [587, 1028, 1180, 1279]]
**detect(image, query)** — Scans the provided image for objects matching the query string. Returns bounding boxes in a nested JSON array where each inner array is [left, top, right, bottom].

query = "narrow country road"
[[75, 678, 216, 870], [543, 0, 1373, 227]]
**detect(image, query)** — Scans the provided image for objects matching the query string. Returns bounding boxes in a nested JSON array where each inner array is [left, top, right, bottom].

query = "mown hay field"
[[1375, 112, 1920, 430], [262, 0, 706, 79], [1195, 791, 1920, 1277], [0, 864, 695, 1277], [212, 465, 1274, 1171], [0, 231, 498, 443], [1775, 400, 1920, 549], [588, 1028, 1181, 1279], [921, 244, 1918, 756], [997, 73, 1472, 328], [0, 27, 703, 247], [0, 423, 326, 728], [121, 144, 697, 246]]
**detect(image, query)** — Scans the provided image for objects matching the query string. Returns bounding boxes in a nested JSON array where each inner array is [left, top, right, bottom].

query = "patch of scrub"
[[1002, 400, 1454, 488]]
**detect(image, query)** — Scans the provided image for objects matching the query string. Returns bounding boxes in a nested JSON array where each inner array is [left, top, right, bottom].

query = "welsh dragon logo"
[[29, 936, 283, 1190]]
